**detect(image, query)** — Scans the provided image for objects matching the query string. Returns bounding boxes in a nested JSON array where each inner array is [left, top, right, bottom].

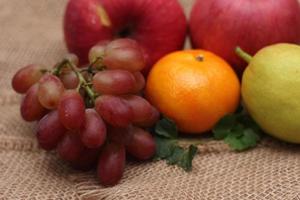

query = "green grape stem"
[[69, 61, 97, 105], [40, 69, 51, 74], [52, 59, 98, 106], [88, 56, 105, 73], [52, 60, 69, 76]]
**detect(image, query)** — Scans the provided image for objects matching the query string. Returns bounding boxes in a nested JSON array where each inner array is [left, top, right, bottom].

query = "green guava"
[[238, 43, 300, 143]]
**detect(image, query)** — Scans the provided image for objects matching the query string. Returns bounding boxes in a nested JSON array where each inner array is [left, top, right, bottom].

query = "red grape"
[[20, 84, 48, 121], [92, 70, 136, 95], [12, 37, 165, 187], [131, 72, 145, 93], [107, 125, 133, 145], [58, 90, 85, 130], [12, 64, 44, 93], [124, 95, 153, 124], [103, 39, 146, 72], [64, 53, 79, 66], [38, 74, 65, 109], [37, 110, 66, 150], [134, 106, 160, 128], [59, 70, 79, 89], [88, 41, 109, 64], [57, 133, 85, 162], [126, 127, 156, 160], [95, 95, 133, 127], [97, 143, 126, 186], [80, 109, 107, 148], [70, 147, 100, 171]]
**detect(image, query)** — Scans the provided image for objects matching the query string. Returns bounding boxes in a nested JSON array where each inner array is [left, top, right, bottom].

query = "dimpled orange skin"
[[145, 50, 240, 134]]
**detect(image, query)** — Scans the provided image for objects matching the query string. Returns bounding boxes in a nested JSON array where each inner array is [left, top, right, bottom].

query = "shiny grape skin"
[[97, 143, 126, 186], [38, 74, 65, 109], [12, 64, 44, 94], [58, 90, 85, 130], [80, 109, 107, 148], [36, 110, 66, 150], [103, 39, 146, 72], [131, 72, 145, 93], [133, 106, 160, 128], [126, 127, 156, 160], [20, 84, 48, 121], [124, 95, 153, 124], [57, 133, 85, 162], [92, 70, 136, 95], [64, 53, 79, 66], [59, 70, 79, 89], [95, 95, 133, 127], [107, 125, 133, 145]]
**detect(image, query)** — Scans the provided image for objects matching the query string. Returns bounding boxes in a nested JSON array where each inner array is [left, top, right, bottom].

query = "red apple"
[[64, 0, 187, 74], [189, 0, 300, 73]]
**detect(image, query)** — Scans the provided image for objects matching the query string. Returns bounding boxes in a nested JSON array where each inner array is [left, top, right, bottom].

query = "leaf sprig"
[[212, 107, 262, 151], [154, 118, 198, 171]]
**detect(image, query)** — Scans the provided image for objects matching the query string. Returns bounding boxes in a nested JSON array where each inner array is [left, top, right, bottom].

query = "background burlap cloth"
[[0, 0, 300, 199]]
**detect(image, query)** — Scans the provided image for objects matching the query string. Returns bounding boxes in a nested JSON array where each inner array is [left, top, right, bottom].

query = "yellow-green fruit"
[[242, 43, 300, 143]]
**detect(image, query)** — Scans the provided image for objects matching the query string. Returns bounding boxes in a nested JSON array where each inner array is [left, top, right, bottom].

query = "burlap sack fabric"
[[0, 0, 300, 199]]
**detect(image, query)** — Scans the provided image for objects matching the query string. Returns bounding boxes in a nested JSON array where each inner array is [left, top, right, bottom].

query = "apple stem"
[[235, 47, 253, 63]]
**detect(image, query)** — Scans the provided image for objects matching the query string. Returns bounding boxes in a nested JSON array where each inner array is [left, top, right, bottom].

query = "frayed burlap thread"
[[0, 0, 300, 199]]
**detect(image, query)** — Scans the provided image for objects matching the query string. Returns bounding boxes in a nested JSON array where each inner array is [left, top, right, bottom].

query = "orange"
[[145, 50, 240, 134]]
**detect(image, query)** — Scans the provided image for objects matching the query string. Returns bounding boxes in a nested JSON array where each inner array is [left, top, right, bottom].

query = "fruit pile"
[[10, 0, 300, 188], [12, 38, 159, 186]]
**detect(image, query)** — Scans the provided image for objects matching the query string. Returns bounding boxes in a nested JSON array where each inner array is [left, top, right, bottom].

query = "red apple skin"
[[189, 0, 300, 73], [64, 0, 187, 74]]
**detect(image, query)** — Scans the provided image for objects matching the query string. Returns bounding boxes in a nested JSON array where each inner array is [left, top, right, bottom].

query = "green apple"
[[237, 43, 300, 143]]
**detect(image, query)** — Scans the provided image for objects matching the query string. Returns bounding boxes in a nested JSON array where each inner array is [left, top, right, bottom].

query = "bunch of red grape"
[[12, 39, 159, 186]]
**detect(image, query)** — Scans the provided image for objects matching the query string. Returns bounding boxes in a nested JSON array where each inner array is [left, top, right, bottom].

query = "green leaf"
[[178, 145, 198, 171], [224, 127, 261, 151], [166, 146, 185, 165], [155, 118, 178, 139], [155, 137, 198, 171], [154, 117, 198, 171], [213, 106, 263, 151], [237, 114, 261, 132], [166, 145, 198, 171], [240, 129, 260, 148], [213, 114, 237, 140], [224, 134, 247, 151], [230, 124, 244, 137], [155, 137, 177, 159]]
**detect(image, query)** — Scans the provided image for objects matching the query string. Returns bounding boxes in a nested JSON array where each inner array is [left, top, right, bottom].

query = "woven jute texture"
[[1, 0, 300, 199]]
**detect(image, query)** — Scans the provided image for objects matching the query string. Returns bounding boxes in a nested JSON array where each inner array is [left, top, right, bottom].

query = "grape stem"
[[78, 57, 105, 75], [40, 69, 51, 74], [52, 59, 98, 106], [88, 56, 106, 73], [52, 60, 69, 76], [67, 61, 97, 105]]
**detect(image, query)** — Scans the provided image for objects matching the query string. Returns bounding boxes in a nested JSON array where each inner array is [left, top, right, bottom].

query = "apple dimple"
[[117, 25, 134, 38]]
